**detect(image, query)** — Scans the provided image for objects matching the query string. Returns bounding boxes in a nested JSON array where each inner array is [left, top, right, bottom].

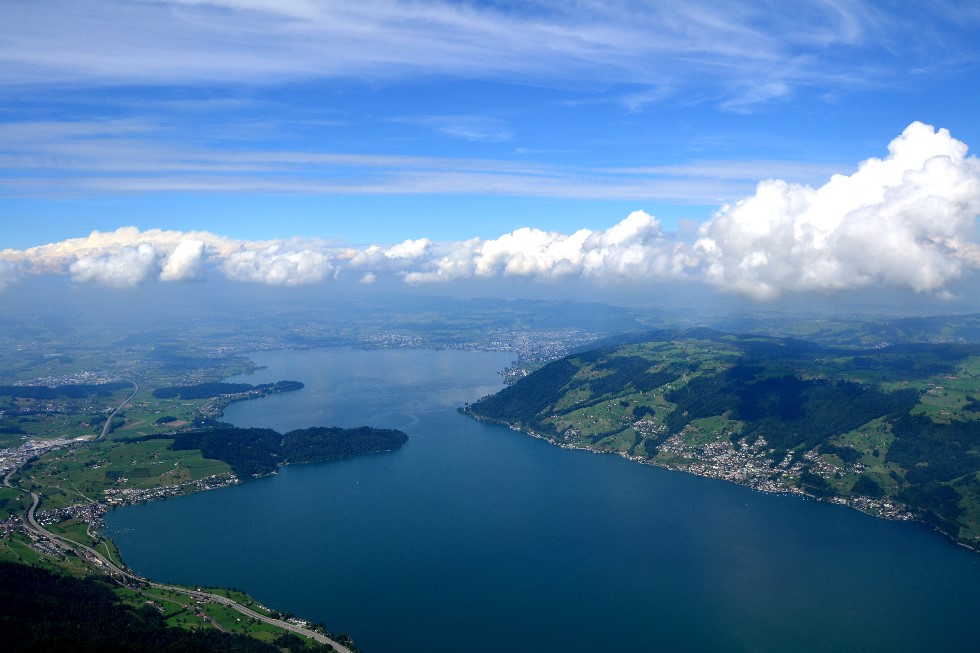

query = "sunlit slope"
[[465, 332, 980, 550]]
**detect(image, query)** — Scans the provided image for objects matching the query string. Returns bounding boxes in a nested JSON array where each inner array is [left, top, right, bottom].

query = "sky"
[[1, 0, 979, 307]]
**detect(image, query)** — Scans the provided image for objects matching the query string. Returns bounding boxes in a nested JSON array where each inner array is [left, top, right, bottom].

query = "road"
[[20, 487, 353, 652], [98, 380, 139, 441], [5, 379, 354, 653]]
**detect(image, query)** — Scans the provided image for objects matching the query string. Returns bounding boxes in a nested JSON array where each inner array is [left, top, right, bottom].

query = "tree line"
[[152, 380, 304, 400]]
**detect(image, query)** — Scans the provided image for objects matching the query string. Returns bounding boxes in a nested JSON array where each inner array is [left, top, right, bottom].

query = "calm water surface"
[[106, 349, 980, 653]]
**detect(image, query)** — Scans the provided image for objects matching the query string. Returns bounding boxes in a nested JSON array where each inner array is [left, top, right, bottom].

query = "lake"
[[106, 348, 980, 652]]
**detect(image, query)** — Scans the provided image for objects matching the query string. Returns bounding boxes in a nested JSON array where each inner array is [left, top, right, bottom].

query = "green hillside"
[[465, 331, 980, 551]]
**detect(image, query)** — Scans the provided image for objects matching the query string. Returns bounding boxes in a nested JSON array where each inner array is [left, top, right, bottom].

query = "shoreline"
[[2, 376, 400, 653], [462, 408, 979, 555]]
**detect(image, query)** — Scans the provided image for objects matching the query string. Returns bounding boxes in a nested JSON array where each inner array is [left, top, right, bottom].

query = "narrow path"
[[67, 478, 95, 503]]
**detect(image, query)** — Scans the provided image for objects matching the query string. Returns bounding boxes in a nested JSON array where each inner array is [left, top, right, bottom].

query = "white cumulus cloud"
[[1, 122, 977, 299], [69, 243, 160, 288], [160, 239, 208, 281], [694, 122, 980, 299], [474, 227, 592, 278], [2, 227, 336, 287], [405, 211, 691, 284], [581, 210, 694, 279], [222, 245, 332, 285], [385, 238, 432, 260]]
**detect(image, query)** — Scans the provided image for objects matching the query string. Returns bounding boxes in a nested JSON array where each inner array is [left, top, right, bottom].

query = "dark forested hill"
[[0, 562, 285, 653], [161, 424, 408, 477], [465, 332, 980, 551], [0, 382, 132, 399]]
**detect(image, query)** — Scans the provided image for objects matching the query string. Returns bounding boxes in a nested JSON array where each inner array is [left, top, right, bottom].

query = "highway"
[[18, 485, 353, 652], [97, 379, 139, 441], [4, 379, 354, 653]]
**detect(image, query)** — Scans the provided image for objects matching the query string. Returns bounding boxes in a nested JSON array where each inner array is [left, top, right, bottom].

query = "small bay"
[[106, 348, 980, 653]]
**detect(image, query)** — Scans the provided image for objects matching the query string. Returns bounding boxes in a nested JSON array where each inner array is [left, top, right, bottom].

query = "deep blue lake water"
[[106, 348, 980, 653]]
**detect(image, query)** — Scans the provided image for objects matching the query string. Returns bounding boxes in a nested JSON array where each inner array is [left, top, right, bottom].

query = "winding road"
[[20, 491, 352, 652], [5, 380, 354, 653]]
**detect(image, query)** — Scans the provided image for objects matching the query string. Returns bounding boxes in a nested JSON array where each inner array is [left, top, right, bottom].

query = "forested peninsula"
[[147, 424, 409, 478], [2, 371, 405, 652], [464, 330, 980, 551]]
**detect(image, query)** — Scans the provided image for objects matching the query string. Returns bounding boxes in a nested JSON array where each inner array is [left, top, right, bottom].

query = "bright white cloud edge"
[[2, 122, 978, 300]]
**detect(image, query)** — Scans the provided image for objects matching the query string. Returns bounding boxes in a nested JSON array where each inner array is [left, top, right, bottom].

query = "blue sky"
[[2, 1, 979, 304]]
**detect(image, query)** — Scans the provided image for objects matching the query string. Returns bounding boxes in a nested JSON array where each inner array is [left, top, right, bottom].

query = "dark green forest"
[[0, 562, 315, 653], [663, 372, 918, 452], [0, 382, 132, 399], [158, 424, 409, 477]]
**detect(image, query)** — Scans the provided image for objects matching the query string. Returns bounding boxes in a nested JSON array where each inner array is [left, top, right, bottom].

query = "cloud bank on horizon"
[[2, 123, 978, 300]]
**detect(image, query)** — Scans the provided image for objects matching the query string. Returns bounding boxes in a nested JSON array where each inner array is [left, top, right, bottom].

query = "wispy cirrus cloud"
[[3, 1, 972, 109], [0, 117, 842, 202], [398, 115, 514, 143]]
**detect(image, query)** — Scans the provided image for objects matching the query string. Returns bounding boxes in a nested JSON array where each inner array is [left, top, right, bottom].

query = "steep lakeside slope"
[[464, 332, 980, 551]]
